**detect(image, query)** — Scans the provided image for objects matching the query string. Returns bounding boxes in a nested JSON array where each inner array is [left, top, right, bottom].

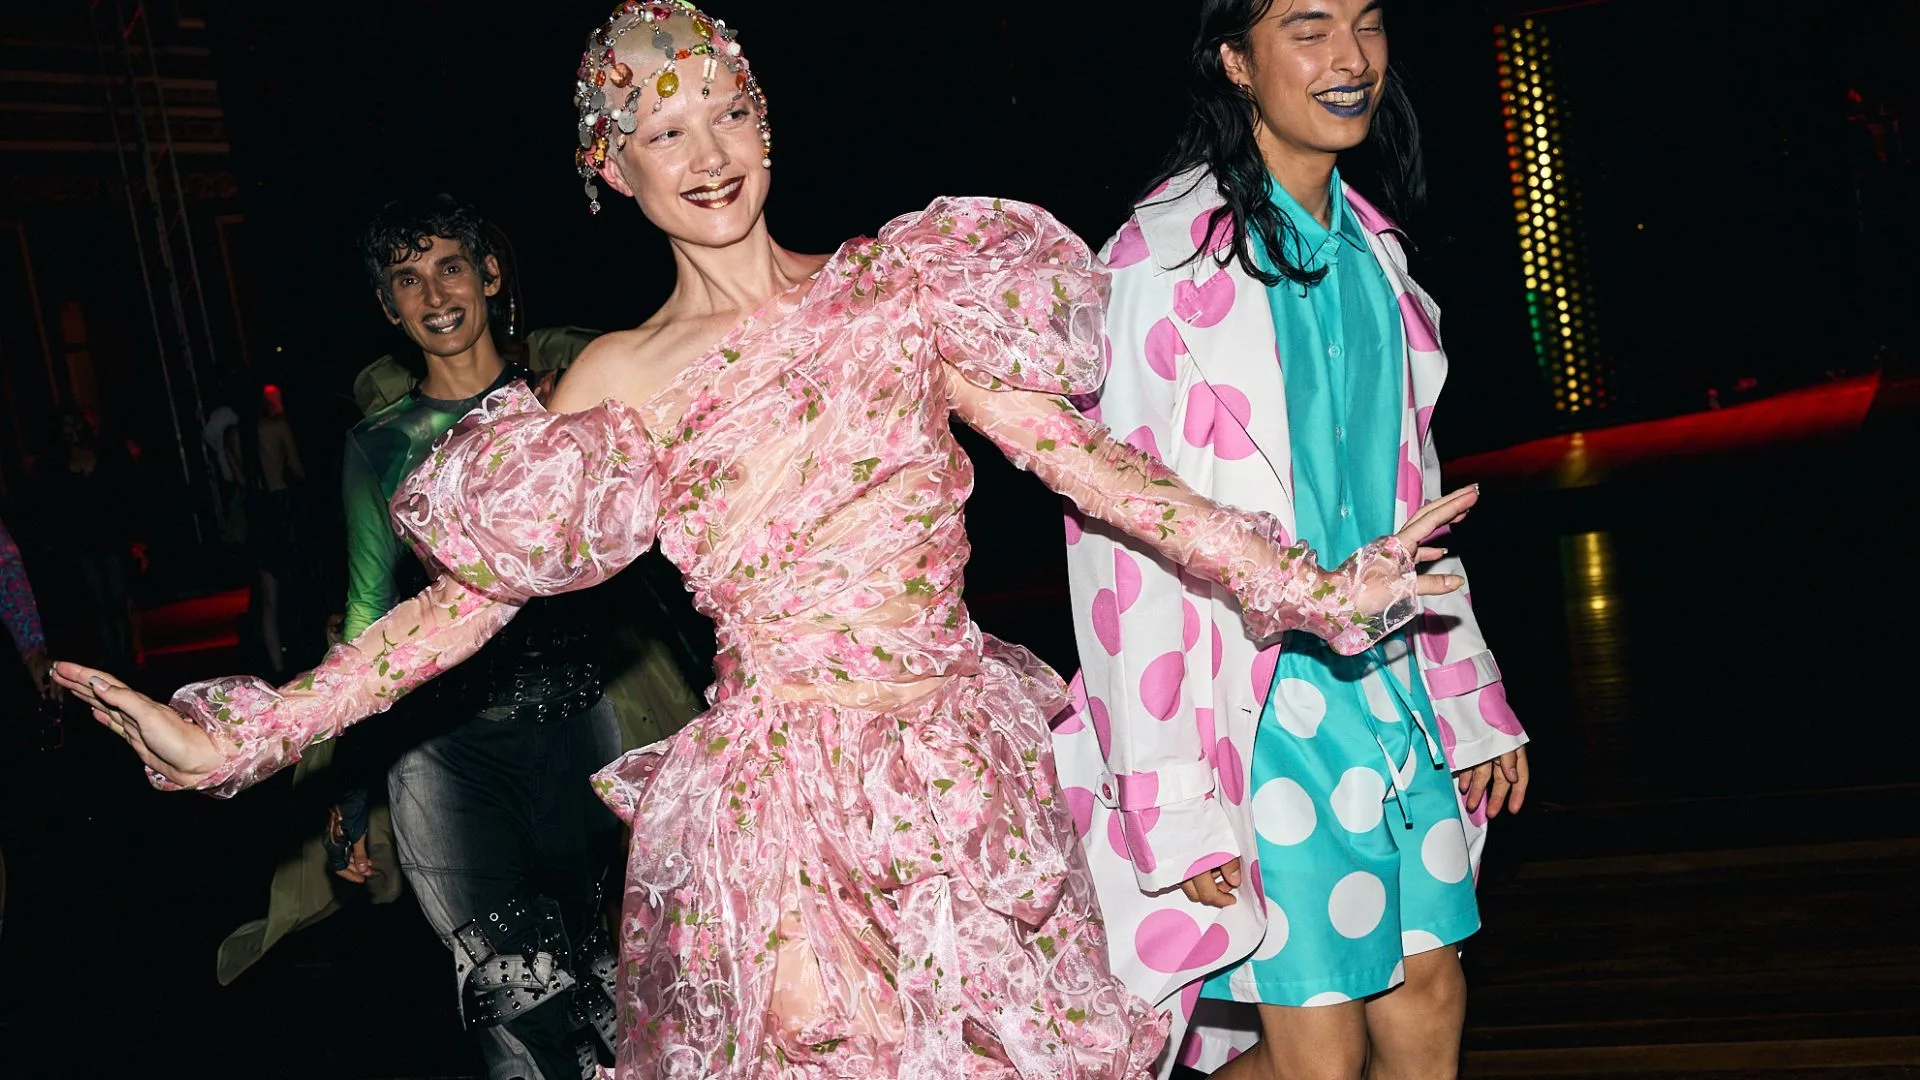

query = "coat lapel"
[[1135, 168, 1296, 507], [1347, 185, 1448, 528]]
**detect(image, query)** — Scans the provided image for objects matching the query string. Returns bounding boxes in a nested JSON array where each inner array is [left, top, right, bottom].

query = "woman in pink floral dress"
[[56, 4, 1476, 1077]]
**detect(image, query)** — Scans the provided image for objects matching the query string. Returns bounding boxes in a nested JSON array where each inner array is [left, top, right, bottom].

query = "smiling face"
[[586, 10, 770, 247], [598, 69, 769, 249], [377, 236, 502, 359], [1223, 0, 1389, 164]]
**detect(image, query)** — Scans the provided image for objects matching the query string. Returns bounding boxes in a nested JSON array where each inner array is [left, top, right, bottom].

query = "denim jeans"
[[388, 697, 622, 1080]]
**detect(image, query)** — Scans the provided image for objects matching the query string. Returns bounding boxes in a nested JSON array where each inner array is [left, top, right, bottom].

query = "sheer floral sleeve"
[[894, 198, 1416, 654], [165, 384, 666, 797]]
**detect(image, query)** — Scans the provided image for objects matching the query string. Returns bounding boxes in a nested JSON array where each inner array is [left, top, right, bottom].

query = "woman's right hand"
[[1400, 485, 1480, 598], [52, 661, 225, 788]]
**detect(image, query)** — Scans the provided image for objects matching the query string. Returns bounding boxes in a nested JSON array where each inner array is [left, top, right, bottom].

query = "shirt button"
[[1333, 426, 1345, 442], [1339, 504, 1352, 519], [1328, 345, 1342, 359]]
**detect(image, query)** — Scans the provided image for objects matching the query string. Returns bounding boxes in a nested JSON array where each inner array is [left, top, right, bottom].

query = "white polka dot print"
[[1361, 674, 1404, 725], [1271, 677, 1327, 738], [1252, 777, 1317, 846], [1421, 818, 1471, 884], [1253, 898, 1291, 961], [1301, 990, 1352, 1007], [1328, 871, 1388, 939], [1329, 766, 1387, 834], [1401, 929, 1446, 956]]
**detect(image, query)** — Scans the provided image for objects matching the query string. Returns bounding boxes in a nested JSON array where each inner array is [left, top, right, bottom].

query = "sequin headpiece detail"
[[573, 1, 770, 214]]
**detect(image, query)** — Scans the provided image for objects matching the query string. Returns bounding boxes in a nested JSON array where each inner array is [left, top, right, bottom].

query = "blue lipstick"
[[1314, 84, 1374, 118]]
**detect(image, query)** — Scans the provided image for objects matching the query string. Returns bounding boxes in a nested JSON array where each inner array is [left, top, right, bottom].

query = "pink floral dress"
[[164, 198, 1418, 1079]]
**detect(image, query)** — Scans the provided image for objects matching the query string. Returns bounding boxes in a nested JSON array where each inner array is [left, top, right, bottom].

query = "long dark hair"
[[1147, 0, 1426, 289]]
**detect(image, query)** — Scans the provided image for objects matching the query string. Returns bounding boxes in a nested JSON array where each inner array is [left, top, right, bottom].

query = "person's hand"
[[51, 660, 225, 787], [1178, 857, 1242, 909], [1457, 745, 1530, 818], [327, 805, 374, 884], [532, 369, 561, 407], [324, 613, 345, 648], [23, 647, 60, 702], [1398, 486, 1479, 598]]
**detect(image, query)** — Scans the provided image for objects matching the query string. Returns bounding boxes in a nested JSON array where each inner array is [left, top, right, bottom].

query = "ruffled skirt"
[[593, 637, 1167, 1079]]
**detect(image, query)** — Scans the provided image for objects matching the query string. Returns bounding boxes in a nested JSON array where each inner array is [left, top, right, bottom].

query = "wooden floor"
[[2, 377, 1914, 1078], [1449, 376, 1920, 1078]]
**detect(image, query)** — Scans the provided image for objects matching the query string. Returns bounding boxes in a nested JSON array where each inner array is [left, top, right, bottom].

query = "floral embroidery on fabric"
[[163, 197, 1418, 1078]]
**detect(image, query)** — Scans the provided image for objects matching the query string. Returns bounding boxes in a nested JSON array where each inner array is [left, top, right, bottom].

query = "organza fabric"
[[166, 197, 1416, 1077]]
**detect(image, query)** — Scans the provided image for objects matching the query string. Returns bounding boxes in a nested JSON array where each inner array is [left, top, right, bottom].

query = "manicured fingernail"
[[90, 677, 106, 690]]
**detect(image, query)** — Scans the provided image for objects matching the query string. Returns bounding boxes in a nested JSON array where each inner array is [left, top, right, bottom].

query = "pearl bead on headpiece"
[[573, 1, 771, 214]]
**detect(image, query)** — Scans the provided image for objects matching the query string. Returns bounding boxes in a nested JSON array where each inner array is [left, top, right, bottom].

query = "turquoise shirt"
[[1255, 171, 1433, 712], [1255, 170, 1402, 562]]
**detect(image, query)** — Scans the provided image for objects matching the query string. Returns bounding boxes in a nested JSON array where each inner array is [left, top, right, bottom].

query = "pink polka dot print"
[[1114, 550, 1143, 611], [1418, 611, 1450, 664], [1182, 382, 1257, 461], [1398, 292, 1440, 353], [1089, 694, 1112, 758], [1090, 589, 1123, 656], [1476, 681, 1525, 735], [1145, 317, 1187, 381], [1251, 643, 1281, 702], [1173, 268, 1235, 329], [1136, 909, 1230, 974], [1118, 807, 1160, 873], [1124, 425, 1163, 462], [1064, 786, 1094, 835], [1190, 208, 1233, 257], [1107, 218, 1148, 269], [1216, 735, 1245, 806], [1140, 650, 1186, 721]]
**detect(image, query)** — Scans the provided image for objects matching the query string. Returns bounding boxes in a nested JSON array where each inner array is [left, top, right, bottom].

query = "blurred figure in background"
[[247, 383, 307, 680], [34, 408, 139, 673]]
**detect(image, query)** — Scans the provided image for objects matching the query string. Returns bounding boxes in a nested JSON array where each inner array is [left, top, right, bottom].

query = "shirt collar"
[[1268, 169, 1366, 272]]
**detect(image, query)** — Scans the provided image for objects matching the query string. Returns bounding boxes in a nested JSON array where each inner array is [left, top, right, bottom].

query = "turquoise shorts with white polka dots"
[[1201, 633, 1480, 1007]]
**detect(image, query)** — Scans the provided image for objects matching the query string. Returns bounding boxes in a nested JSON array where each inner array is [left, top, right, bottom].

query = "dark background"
[[0, 1, 1916, 1076]]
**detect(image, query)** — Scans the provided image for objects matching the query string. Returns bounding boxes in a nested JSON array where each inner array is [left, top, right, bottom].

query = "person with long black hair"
[[1057, 3, 1530, 1076]]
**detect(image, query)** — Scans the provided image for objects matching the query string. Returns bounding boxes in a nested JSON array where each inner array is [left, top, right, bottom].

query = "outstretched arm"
[[57, 573, 517, 797], [948, 370, 1471, 654], [58, 381, 668, 799]]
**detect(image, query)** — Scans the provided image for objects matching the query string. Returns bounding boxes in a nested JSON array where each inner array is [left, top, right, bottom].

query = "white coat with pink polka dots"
[[1054, 167, 1530, 1074]]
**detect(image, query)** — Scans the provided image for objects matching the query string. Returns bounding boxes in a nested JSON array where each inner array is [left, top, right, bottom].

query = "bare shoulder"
[[547, 326, 662, 413]]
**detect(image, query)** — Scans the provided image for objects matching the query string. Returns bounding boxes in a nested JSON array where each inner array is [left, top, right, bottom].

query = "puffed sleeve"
[[391, 381, 666, 602], [163, 383, 666, 798], [880, 196, 1110, 397]]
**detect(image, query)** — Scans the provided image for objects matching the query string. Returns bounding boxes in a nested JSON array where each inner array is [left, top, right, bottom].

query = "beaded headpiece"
[[573, 1, 770, 214]]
